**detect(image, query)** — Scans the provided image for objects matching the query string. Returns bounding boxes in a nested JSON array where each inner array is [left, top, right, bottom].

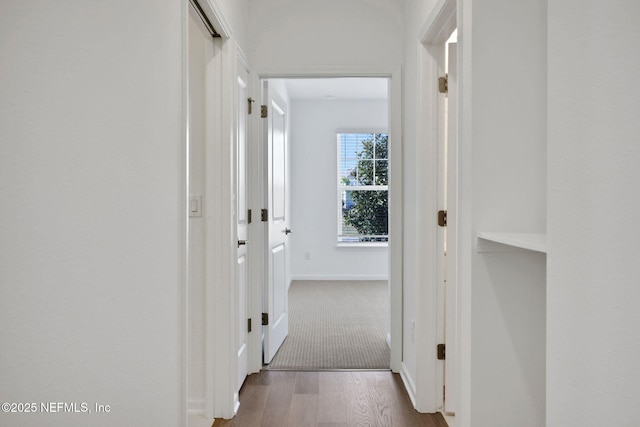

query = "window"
[[337, 132, 389, 243]]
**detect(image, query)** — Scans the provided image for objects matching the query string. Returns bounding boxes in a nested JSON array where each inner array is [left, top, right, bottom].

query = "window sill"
[[336, 242, 389, 249]]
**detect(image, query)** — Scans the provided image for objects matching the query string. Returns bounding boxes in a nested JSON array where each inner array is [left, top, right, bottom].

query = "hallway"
[[213, 370, 448, 427], [2, 1, 639, 426]]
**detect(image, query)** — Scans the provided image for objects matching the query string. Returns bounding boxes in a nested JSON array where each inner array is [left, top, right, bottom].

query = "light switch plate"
[[189, 195, 202, 217]]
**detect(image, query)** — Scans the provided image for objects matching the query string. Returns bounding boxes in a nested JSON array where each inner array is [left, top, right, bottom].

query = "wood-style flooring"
[[213, 370, 449, 427]]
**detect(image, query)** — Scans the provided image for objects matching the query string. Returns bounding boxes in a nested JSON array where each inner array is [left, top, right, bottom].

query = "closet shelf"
[[477, 232, 547, 253]]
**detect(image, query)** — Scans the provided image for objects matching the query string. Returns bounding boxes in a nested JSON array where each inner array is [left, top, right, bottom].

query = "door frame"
[[248, 66, 403, 374], [415, 0, 459, 414], [181, 0, 241, 422]]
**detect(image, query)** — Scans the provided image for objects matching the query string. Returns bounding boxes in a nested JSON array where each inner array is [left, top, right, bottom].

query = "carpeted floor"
[[268, 280, 390, 370]]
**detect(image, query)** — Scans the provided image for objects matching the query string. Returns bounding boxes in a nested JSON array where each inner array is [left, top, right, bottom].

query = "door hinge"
[[248, 209, 252, 224], [248, 318, 252, 333], [439, 74, 448, 94], [261, 209, 268, 222], [438, 210, 447, 227], [248, 97, 255, 114], [261, 105, 268, 118], [262, 313, 269, 326], [437, 343, 446, 360]]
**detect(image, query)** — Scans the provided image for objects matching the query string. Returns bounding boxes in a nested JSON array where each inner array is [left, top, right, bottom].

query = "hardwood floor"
[[213, 370, 449, 427]]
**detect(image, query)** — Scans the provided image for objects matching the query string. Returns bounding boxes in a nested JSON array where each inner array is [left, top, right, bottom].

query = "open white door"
[[262, 81, 290, 364], [444, 41, 458, 414], [235, 62, 250, 390]]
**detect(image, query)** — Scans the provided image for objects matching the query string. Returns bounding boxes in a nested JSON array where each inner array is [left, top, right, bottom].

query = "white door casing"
[[248, 67, 402, 379], [186, 3, 214, 419], [444, 41, 458, 415], [418, 0, 457, 412], [262, 81, 290, 364]]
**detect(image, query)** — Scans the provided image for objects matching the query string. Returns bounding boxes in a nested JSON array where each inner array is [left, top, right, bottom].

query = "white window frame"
[[336, 131, 389, 246]]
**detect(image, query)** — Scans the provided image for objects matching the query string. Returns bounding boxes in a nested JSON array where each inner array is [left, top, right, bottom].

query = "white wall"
[[0, 1, 183, 426], [289, 99, 389, 280], [248, 0, 404, 70], [547, 1, 640, 425], [467, 1, 547, 426]]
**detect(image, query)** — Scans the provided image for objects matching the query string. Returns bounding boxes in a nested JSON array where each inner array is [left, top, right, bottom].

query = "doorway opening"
[[259, 77, 392, 371]]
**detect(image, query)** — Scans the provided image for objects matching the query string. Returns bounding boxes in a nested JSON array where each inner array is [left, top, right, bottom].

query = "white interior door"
[[444, 41, 458, 415], [262, 81, 290, 364], [235, 63, 250, 390]]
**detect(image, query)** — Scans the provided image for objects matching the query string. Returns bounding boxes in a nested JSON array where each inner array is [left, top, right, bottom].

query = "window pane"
[[360, 135, 374, 159], [375, 160, 388, 185], [339, 189, 388, 242], [356, 159, 374, 185], [374, 133, 388, 160], [339, 134, 365, 186]]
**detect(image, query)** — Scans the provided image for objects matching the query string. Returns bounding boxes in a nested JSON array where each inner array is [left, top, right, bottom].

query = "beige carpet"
[[268, 280, 390, 370]]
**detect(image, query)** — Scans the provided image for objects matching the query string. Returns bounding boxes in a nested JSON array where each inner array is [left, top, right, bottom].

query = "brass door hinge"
[[439, 74, 448, 94], [438, 210, 447, 227], [262, 313, 269, 326], [437, 343, 446, 360], [261, 105, 268, 118], [248, 318, 252, 333], [248, 209, 252, 224], [261, 209, 268, 222]]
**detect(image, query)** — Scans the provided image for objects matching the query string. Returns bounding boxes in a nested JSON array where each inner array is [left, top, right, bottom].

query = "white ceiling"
[[283, 78, 389, 101]]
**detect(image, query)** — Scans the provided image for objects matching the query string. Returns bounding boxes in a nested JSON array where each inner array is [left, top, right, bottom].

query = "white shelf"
[[477, 232, 547, 253]]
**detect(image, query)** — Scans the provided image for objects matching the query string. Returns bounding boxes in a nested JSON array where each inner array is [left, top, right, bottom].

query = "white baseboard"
[[234, 392, 240, 415], [187, 399, 205, 416], [290, 275, 389, 281], [400, 363, 418, 409], [442, 411, 455, 427]]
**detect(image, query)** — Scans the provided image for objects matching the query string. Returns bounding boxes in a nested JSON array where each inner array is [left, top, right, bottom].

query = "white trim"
[[456, 1, 472, 425], [249, 65, 403, 376], [443, 412, 456, 427], [237, 46, 250, 75], [336, 242, 388, 249], [419, 0, 457, 44], [233, 392, 240, 415], [290, 275, 389, 282], [335, 127, 388, 135], [414, 0, 459, 414], [387, 66, 403, 375], [401, 362, 418, 409], [204, 36, 237, 420], [200, 0, 233, 38], [180, 1, 190, 426], [187, 399, 206, 416], [256, 66, 400, 79]]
